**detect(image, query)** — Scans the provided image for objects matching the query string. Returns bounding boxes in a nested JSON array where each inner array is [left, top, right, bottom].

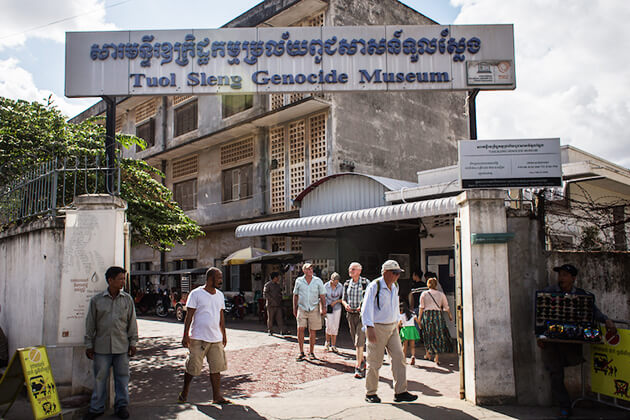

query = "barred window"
[[135, 119, 155, 152], [222, 163, 253, 202], [222, 95, 253, 118], [174, 100, 198, 137], [173, 179, 197, 211]]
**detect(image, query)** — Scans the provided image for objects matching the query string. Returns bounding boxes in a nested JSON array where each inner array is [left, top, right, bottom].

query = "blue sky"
[[1, 0, 629, 167]]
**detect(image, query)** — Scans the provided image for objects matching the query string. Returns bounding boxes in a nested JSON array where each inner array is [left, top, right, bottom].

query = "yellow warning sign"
[[591, 327, 630, 401], [18, 346, 62, 419]]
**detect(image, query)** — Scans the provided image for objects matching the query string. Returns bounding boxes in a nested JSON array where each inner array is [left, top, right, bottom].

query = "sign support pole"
[[102, 96, 116, 195], [468, 89, 479, 140]]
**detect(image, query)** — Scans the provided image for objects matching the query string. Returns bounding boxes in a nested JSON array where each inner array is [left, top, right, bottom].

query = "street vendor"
[[537, 263, 616, 419]]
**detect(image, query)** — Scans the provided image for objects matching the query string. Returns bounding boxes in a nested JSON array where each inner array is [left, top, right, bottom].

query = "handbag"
[[326, 304, 333, 313]]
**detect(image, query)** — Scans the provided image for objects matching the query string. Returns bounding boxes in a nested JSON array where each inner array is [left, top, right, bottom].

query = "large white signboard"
[[459, 138, 562, 189], [65, 24, 515, 97], [57, 208, 126, 344]]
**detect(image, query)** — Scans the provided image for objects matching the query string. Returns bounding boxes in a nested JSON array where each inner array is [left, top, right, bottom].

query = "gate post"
[[457, 189, 516, 404]]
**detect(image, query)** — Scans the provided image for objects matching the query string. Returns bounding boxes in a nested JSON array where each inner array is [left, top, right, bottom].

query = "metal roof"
[[235, 196, 457, 237], [293, 172, 419, 217]]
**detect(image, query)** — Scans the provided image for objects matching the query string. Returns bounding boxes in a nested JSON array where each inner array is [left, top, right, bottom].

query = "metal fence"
[[0, 156, 120, 226]]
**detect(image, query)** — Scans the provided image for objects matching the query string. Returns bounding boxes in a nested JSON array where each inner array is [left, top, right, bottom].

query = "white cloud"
[[0, 58, 97, 118], [0, 0, 116, 49], [453, 0, 630, 167]]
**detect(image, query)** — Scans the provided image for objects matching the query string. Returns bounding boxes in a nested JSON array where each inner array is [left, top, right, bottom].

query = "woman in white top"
[[418, 277, 453, 365], [324, 272, 344, 352]]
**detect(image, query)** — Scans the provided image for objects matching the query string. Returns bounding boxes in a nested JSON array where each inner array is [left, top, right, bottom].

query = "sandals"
[[213, 399, 231, 405], [177, 392, 187, 403], [308, 352, 317, 360], [296, 352, 306, 361], [410, 356, 415, 365]]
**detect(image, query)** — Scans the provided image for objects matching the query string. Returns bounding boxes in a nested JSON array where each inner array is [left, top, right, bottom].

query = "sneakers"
[[410, 356, 415, 366], [354, 367, 362, 378], [296, 352, 306, 361], [331, 346, 338, 353], [324, 343, 330, 352], [365, 394, 381, 403], [115, 407, 130, 419], [308, 352, 317, 360], [268, 330, 273, 336], [394, 392, 418, 402]]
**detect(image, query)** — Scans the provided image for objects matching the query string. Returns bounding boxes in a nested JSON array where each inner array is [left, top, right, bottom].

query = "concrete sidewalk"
[[3, 318, 628, 419]]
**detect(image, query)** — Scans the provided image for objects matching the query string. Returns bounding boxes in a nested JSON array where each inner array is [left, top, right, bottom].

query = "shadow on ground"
[[394, 402, 478, 419]]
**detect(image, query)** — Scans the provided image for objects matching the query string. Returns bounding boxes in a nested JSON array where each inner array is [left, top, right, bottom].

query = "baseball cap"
[[381, 260, 404, 274], [553, 264, 578, 276], [302, 262, 314, 270]]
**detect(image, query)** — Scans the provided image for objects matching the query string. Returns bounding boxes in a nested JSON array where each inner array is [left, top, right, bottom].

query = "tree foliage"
[[0, 96, 203, 251]]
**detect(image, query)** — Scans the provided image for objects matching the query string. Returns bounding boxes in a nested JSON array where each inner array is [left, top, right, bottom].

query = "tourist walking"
[[342, 262, 370, 378], [418, 277, 453, 365], [293, 262, 326, 361], [361, 260, 417, 404], [324, 272, 343, 352]]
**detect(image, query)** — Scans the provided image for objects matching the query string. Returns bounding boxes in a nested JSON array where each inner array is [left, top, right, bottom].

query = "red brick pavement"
[[222, 343, 355, 398]]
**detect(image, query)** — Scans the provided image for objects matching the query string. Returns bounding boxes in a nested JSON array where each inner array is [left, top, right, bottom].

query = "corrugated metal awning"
[[236, 197, 457, 238]]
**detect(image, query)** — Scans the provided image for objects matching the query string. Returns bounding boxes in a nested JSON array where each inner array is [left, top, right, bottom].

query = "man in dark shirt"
[[538, 264, 616, 419], [263, 272, 285, 335]]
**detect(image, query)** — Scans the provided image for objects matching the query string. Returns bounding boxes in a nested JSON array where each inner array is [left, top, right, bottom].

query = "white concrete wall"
[[0, 219, 86, 395], [0, 195, 128, 396]]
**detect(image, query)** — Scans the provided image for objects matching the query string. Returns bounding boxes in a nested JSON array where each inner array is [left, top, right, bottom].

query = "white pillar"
[[56, 194, 127, 394], [457, 190, 516, 404]]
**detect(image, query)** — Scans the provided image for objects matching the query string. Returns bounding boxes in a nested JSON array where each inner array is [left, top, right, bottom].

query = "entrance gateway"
[[65, 23, 516, 404]]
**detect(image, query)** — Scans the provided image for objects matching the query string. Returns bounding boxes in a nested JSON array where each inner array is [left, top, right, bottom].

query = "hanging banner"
[[65, 24, 515, 97], [591, 327, 630, 401]]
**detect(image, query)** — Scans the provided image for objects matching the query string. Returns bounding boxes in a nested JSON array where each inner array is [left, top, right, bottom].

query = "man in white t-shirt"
[[178, 267, 229, 404]]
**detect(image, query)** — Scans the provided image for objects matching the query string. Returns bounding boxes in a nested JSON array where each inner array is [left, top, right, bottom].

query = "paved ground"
[[3, 316, 629, 419]]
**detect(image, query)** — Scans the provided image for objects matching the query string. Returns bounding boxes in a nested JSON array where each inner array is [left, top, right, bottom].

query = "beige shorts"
[[296, 308, 322, 330], [185, 339, 227, 375]]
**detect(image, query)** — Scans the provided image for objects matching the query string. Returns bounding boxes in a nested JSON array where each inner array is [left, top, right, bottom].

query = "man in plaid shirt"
[[342, 262, 370, 378]]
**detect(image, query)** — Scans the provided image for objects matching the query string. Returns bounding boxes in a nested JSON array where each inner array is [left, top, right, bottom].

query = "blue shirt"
[[361, 277, 399, 329], [324, 281, 344, 309], [293, 275, 325, 311]]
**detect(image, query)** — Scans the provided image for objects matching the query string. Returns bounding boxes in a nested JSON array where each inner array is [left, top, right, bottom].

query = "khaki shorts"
[[347, 311, 366, 348], [296, 308, 322, 330], [185, 339, 227, 375]]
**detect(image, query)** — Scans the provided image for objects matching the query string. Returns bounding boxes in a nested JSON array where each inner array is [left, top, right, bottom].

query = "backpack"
[[374, 278, 398, 310]]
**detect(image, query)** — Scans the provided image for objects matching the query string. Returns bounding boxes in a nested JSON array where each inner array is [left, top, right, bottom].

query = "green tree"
[[0, 96, 203, 251]]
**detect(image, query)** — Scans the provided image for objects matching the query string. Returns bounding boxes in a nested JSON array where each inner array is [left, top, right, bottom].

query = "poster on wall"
[[590, 327, 630, 401], [57, 209, 125, 344]]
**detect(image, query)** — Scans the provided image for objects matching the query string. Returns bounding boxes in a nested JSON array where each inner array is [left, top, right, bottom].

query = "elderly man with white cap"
[[361, 260, 418, 404], [293, 262, 326, 361]]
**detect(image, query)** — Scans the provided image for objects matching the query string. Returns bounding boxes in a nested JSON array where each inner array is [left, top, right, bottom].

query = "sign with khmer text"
[[65, 24, 515, 97], [591, 327, 630, 401], [458, 138, 562, 189]]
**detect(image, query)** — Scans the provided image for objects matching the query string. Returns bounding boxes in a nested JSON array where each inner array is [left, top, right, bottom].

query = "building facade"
[[70, 0, 470, 295]]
